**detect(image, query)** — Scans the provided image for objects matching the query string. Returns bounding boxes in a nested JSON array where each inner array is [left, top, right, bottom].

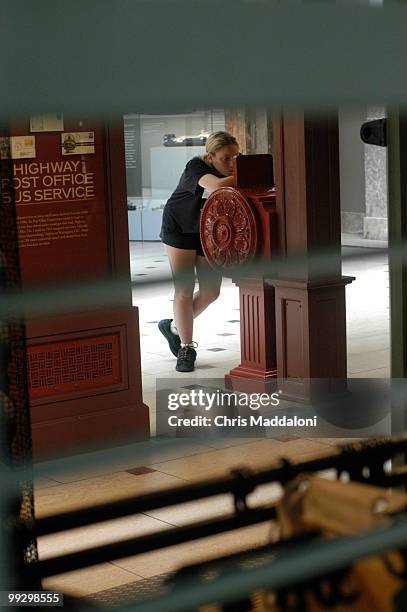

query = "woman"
[[158, 131, 240, 372]]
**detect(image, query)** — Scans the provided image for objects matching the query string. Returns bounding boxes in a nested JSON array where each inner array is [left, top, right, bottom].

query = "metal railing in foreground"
[[113, 516, 407, 612], [14, 436, 407, 584]]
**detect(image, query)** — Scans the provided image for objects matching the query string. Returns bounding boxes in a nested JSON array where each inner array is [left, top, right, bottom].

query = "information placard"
[[1, 121, 109, 283]]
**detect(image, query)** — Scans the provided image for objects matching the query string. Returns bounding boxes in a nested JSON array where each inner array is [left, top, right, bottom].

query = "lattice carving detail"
[[200, 188, 259, 275], [27, 334, 120, 398]]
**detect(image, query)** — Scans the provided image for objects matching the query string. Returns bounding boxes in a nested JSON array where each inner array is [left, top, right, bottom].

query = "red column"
[[272, 113, 354, 402]]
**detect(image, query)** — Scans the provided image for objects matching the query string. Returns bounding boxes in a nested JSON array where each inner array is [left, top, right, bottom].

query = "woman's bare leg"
[[165, 245, 196, 344], [193, 256, 222, 317]]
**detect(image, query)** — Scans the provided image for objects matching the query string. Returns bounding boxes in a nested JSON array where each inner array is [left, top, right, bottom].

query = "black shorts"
[[161, 232, 205, 257]]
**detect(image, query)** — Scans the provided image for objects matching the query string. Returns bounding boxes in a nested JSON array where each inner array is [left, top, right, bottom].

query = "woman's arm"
[[198, 174, 234, 193]]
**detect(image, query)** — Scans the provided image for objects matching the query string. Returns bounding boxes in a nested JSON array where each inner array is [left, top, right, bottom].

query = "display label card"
[[30, 114, 64, 132], [61, 132, 95, 155], [0, 136, 36, 159]]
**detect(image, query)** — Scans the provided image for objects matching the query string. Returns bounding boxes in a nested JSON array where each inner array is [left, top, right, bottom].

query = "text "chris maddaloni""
[[166, 390, 318, 428], [167, 414, 318, 428]]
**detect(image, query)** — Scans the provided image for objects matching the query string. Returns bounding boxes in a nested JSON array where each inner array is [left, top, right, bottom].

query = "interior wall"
[[338, 108, 367, 234]]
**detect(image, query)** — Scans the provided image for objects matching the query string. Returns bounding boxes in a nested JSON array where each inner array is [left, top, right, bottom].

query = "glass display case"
[[124, 110, 225, 241]]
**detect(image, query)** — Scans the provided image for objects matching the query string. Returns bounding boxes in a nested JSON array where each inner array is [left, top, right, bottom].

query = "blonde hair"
[[200, 131, 238, 166]]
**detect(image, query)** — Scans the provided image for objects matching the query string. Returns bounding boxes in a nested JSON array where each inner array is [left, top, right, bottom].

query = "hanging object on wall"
[[360, 118, 387, 147], [163, 132, 209, 146]]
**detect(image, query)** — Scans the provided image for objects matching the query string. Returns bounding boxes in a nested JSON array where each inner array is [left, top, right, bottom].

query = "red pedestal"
[[26, 306, 149, 457], [225, 278, 277, 393], [273, 276, 354, 402], [200, 154, 278, 394]]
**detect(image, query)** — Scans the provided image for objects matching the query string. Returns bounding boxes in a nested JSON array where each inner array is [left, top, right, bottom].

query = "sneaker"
[[158, 319, 181, 357], [176, 344, 197, 372]]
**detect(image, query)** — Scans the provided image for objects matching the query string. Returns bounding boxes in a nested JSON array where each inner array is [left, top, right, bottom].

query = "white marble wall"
[[363, 107, 388, 241], [339, 108, 367, 235], [339, 106, 388, 243]]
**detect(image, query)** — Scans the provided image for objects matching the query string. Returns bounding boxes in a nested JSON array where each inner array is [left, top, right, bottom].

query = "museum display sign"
[[2, 117, 149, 457]]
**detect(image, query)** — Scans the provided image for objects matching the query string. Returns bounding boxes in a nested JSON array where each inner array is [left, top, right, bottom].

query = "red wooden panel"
[[283, 299, 305, 378], [27, 333, 120, 399]]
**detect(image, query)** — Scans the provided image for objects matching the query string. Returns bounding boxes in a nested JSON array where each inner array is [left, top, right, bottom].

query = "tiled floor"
[[38, 439, 333, 597], [36, 241, 390, 598]]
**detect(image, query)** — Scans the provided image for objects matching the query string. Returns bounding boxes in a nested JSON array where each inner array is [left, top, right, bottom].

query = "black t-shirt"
[[161, 157, 224, 235]]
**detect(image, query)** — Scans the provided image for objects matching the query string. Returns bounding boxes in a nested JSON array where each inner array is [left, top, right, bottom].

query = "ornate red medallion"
[[200, 188, 259, 275]]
